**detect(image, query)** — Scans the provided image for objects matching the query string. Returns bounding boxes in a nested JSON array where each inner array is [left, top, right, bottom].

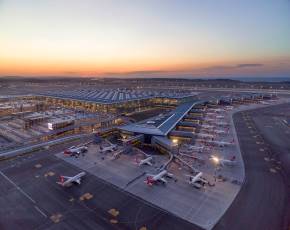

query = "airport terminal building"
[[37, 89, 198, 114]]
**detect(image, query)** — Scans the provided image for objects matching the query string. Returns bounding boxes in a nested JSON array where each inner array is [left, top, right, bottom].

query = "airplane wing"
[[146, 174, 154, 177], [75, 179, 81, 184], [158, 177, 167, 183], [62, 176, 71, 179]]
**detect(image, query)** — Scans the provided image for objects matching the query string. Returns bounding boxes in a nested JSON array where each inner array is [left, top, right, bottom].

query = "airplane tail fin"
[[57, 176, 64, 186], [144, 176, 153, 186], [64, 150, 70, 155]]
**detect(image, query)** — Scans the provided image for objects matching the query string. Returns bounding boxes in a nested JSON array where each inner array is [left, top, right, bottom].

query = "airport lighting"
[[212, 156, 220, 164]]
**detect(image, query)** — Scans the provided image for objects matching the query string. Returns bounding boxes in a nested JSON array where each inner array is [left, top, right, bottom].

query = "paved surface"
[[56, 105, 244, 230], [215, 103, 290, 230], [0, 143, 200, 230]]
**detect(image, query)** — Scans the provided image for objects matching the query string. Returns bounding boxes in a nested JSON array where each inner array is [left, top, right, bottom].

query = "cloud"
[[124, 70, 167, 75], [103, 63, 265, 77], [62, 71, 80, 75], [204, 63, 263, 71], [104, 70, 168, 76], [236, 63, 263, 68]]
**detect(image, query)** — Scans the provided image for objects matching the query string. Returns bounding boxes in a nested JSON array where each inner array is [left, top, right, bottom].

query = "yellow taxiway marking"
[[110, 219, 118, 224], [108, 208, 119, 217], [34, 164, 42, 168], [44, 171, 55, 177], [79, 193, 93, 201], [50, 213, 62, 223]]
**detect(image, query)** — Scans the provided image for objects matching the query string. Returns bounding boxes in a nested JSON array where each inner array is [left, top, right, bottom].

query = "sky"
[[0, 0, 290, 78]]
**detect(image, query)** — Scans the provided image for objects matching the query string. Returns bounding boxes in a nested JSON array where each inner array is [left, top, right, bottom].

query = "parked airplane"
[[210, 155, 237, 166], [57, 172, 86, 187], [215, 121, 229, 126], [203, 139, 234, 147], [196, 133, 215, 139], [200, 124, 215, 129], [206, 112, 217, 116], [135, 156, 153, 166], [260, 101, 271, 105], [214, 128, 229, 134], [187, 172, 208, 189], [185, 144, 204, 152], [209, 108, 224, 113], [225, 106, 234, 110], [64, 146, 88, 157], [145, 170, 173, 186], [100, 144, 117, 153]]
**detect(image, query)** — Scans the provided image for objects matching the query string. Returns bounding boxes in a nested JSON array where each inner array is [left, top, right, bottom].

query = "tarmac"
[[56, 105, 246, 230], [1, 98, 289, 230], [214, 102, 290, 230], [0, 142, 199, 230]]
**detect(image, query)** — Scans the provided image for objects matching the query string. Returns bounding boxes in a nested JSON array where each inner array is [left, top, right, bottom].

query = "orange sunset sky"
[[0, 0, 290, 78]]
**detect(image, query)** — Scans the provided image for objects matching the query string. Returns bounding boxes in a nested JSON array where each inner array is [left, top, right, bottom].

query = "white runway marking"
[[34, 205, 47, 218], [0, 170, 36, 204]]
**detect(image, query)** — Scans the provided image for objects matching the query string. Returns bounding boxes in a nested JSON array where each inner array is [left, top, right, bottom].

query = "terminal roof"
[[120, 100, 200, 136]]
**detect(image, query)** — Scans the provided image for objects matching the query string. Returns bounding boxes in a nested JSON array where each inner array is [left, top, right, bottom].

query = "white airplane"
[[204, 118, 216, 122], [195, 133, 215, 139], [203, 139, 234, 147], [215, 121, 229, 126], [187, 172, 208, 189], [144, 170, 173, 186], [57, 172, 86, 187], [200, 124, 215, 129], [204, 128, 229, 135], [214, 129, 228, 134], [206, 112, 217, 116], [225, 106, 234, 110], [260, 101, 271, 105], [100, 144, 117, 153], [210, 155, 237, 166], [186, 144, 204, 152], [64, 146, 88, 157], [206, 113, 225, 118], [209, 108, 224, 113], [135, 156, 153, 166]]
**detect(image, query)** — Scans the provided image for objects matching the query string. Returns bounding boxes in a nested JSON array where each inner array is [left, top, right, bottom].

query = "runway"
[[215, 103, 290, 230], [0, 143, 200, 230]]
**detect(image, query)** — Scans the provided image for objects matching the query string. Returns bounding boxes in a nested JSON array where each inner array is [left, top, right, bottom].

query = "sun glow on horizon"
[[0, 0, 289, 78]]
